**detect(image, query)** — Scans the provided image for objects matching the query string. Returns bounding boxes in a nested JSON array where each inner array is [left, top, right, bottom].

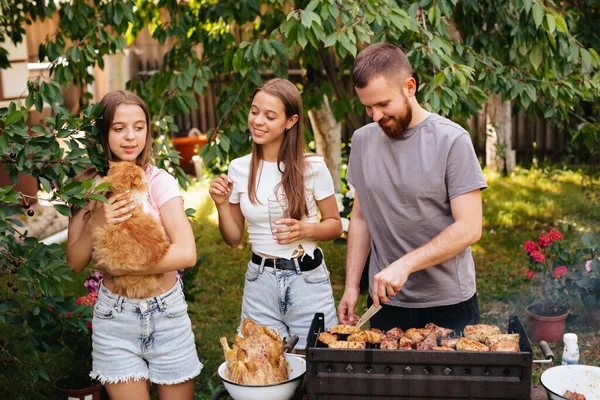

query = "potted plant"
[[53, 272, 103, 400], [571, 234, 600, 329], [522, 229, 575, 342]]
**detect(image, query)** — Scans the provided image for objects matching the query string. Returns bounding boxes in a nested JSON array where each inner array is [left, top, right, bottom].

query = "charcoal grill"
[[306, 313, 537, 399]]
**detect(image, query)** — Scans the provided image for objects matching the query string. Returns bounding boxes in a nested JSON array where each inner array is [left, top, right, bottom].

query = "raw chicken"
[[220, 318, 289, 385]]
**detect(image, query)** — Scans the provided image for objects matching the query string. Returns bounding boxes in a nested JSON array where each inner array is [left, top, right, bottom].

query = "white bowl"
[[541, 365, 600, 400], [217, 354, 306, 400]]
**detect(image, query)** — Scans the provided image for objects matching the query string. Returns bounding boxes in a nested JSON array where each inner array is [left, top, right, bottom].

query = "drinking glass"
[[267, 193, 289, 238]]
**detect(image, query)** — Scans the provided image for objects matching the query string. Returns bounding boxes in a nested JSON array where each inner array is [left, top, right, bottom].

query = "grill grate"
[[306, 314, 533, 399]]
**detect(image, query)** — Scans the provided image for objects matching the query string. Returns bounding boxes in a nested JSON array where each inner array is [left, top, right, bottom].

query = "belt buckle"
[[273, 258, 284, 271]]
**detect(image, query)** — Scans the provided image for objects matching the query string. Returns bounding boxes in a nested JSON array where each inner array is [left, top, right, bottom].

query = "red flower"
[[538, 235, 552, 247], [552, 266, 567, 279], [76, 292, 98, 307], [524, 270, 536, 280], [523, 241, 539, 253], [547, 229, 563, 242], [85, 322, 93, 330], [530, 250, 546, 263], [67, 311, 73, 317]]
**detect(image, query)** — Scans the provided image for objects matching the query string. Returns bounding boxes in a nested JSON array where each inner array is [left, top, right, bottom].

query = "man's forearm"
[[395, 219, 480, 274]]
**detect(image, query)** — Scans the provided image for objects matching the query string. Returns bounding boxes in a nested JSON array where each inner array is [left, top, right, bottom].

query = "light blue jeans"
[[240, 254, 338, 349], [90, 279, 203, 384]]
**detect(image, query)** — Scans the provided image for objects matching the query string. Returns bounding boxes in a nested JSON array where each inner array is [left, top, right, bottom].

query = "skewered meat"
[[416, 333, 438, 350], [403, 328, 425, 343], [348, 329, 386, 344], [385, 327, 404, 339], [380, 337, 399, 349], [486, 334, 520, 352], [330, 324, 361, 335], [399, 336, 416, 350], [318, 332, 339, 345], [464, 324, 501, 342], [220, 318, 288, 385], [439, 338, 460, 349], [456, 337, 490, 352], [329, 340, 366, 349], [432, 346, 455, 351], [424, 322, 454, 338]]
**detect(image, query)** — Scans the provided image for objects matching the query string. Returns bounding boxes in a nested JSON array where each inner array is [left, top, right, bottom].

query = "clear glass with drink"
[[267, 193, 289, 238]]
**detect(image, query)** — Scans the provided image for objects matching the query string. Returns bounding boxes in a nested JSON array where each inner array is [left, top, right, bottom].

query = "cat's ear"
[[133, 176, 142, 187]]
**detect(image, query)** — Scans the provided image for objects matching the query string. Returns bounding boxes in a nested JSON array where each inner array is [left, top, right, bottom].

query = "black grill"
[[306, 314, 533, 399]]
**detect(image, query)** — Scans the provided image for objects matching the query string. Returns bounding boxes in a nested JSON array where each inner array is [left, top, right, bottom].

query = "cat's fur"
[[92, 162, 170, 298]]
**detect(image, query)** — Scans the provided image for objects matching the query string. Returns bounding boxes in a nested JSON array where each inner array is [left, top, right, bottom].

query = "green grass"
[[186, 167, 599, 399], [20, 167, 599, 399]]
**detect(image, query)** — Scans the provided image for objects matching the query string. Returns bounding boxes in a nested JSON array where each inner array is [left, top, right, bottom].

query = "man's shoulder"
[[351, 122, 382, 142], [427, 114, 469, 139]]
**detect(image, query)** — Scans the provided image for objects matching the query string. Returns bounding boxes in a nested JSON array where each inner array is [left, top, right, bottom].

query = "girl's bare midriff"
[[101, 270, 178, 298]]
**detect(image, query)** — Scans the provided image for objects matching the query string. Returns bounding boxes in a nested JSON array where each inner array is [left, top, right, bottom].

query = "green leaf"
[[39, 177, 52, 193], [588, 48, 600, 65], [87, 193, 108, 203], [529, 46, 543, 70], [554, 15, 568, 33], [581, 48, 593, 71], [524, 85, 537, 102], [94, 182, 112, 192], [433, 71, 445, 88], [54, 204, 72, 217], [545, 14, 556, 34], [300, 10, 313, 29], [5, 110, 23, 126], [532, 3, 543, 28]]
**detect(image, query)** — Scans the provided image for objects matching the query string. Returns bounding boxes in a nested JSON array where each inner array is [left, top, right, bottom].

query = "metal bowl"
[[540, 365, 600, 400], [217, 354, 306, 400]]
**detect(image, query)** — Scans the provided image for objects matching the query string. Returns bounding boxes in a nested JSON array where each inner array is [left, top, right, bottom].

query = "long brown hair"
[[247, 78, 308, 220], [71, 90, 153, 217]]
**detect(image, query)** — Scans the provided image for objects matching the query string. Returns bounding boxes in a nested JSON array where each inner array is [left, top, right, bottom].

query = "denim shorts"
[[90, 279, 203, 385], [240, 252, 338, 349]]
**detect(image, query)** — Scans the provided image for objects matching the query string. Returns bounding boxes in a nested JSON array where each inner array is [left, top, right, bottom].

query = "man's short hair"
[[352, 42, 414, 89]]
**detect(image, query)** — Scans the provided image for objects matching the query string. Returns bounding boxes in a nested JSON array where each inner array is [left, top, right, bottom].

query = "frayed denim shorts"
[[90, 279, 203, 385], [240, 251, 338, 349]]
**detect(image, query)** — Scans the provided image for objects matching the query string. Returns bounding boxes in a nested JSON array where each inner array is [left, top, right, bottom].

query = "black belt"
[[252, 249, 323, 272]]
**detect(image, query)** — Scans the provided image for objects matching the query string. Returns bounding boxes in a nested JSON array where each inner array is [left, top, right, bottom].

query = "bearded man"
[[338, 42, 487, 332]]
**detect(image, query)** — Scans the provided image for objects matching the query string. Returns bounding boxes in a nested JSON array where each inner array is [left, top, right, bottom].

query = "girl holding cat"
[[67, 90, 201, 400], [209, 78, 342, 349]]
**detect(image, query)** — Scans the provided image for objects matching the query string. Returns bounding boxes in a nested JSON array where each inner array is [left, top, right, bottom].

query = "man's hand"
[[371, 260, 411, 307], [338, 287, 360, 325]]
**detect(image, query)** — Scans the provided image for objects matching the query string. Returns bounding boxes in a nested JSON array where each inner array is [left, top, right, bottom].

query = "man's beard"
[[379, 106, 413, 139]]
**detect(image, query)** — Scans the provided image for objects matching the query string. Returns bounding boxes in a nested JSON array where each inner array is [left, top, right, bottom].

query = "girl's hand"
[[210, 174, 233, 206], [272, 218, 312, 245], [90, 191, 135, 229]]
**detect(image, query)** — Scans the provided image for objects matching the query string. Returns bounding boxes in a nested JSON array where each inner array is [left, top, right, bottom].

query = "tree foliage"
[[1, 0, 599, 396]]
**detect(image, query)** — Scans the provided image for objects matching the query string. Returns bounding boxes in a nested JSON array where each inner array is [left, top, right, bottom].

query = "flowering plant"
[[522, 229, 574, 316], [54, 272, 101, 390], [570, 234, 600, 310]]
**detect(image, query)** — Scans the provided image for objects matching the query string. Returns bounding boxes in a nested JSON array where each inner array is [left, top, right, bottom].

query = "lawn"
[[186, 166, 600, 399], [8, 166, 598, 399]]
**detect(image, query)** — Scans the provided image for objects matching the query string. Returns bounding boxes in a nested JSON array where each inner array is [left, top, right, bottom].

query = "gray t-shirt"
[[347, 114, 487, 308]]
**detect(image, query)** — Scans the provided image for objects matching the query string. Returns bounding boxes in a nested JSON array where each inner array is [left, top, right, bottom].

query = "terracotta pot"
[[526, 304, 568, 343], [53, 377, 103, 400], [172, 134, 208, 176], [0, 164, 39, 204]]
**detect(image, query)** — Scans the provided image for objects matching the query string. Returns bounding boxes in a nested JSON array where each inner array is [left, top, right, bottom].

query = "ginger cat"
[[92, 161, 170, 298]]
